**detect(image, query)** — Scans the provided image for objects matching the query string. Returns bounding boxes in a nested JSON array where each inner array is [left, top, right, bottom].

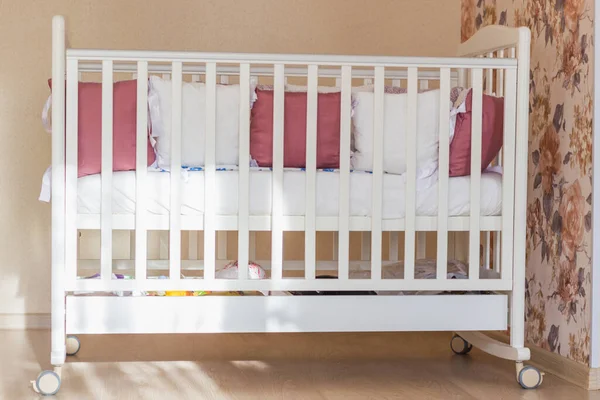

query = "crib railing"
[[52, 18, 528, 295]]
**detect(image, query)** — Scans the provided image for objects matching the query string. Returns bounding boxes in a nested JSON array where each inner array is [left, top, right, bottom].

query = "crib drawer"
[[66, 294, 508, 334]]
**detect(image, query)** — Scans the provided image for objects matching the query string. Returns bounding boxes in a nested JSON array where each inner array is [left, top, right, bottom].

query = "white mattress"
[[76, 168, 503, 217]]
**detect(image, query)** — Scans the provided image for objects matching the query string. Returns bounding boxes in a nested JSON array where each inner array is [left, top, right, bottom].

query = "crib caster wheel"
[[450, 334, 473, 355], [516, 363, 543, 389], [66, 335, 81, 356], [32, 370, 61, 396]]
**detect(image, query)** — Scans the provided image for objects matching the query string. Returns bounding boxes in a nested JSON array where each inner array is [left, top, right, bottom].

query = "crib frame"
[[33, 15, 537, 394]]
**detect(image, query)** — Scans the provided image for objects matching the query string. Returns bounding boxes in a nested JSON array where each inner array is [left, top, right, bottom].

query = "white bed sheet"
[[76, 168, 503, 217]]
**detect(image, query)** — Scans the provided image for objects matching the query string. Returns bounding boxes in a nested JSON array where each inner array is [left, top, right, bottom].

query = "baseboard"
[[0, 313, 51, 330], [486, 332, 600, 390]]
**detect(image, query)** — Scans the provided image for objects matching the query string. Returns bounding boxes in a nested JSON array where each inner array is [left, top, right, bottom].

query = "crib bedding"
[[75, 167, 503, 217]]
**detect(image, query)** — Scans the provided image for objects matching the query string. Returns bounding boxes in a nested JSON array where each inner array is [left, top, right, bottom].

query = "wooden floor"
[[2, 330, 599, 399]]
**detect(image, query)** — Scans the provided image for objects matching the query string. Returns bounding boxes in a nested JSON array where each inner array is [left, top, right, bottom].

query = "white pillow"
[[351, 89, 441, 179], [149, 76, 241, 170]]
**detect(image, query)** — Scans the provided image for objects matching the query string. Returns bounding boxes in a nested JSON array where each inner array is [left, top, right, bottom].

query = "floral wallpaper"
[[461, 0, 594, 365]]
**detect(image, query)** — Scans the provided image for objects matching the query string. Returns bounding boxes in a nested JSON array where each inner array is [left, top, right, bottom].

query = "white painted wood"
[[66, 295, 508, 334], [77, 214, 504, 233], [457, 331, 530, 362], [191, 74, 200, 82], [238, 63, 251, 279], [76, 56, 504, 74], [249, 232, 257, 261], [79, 258, 495, 274], [338, 66, 352, 278], [204, 62, 217, 280], [71, 274, 511, 293], [457, 25, 524, 57], [484, 232, 491, 269], [371, 66, 385, 280], [217, 231, 228, 260], [271, 64, 285, 280], [363, 78, 372, 85], [361, 233, 371, 261], [510, 28, 531, 350], [220, 75, 229, 84], [458, 69, 467, 87], [188, 231, 198, 260], [419, 80, 429, 90], [494, 232, 501, 273], [416, 232, 426, 259], [159, 232, 168, 260], [404, 67, 418, 280], [389, 232, 399, 261], [437, 67, 451, 280], [486, 52, 494, 95], [496, 49, 505, 96], [51, 15, 67, 366], [65, 58, 78, 288], [502, 68, 517, 281], [305, 64, 318, 279], [391, 79, 401, 87], [101, 60, 113, 281], [169, 62, 183, 280], [332, 232, 339, 261], [469, 68, 483, 280], [135, 61, 148, 280]]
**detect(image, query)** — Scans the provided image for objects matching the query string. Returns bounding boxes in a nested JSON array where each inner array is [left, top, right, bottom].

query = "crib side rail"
[[53, 15, 526, 294]]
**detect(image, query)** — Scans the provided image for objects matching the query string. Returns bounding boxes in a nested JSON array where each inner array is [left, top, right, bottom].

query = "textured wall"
[[0, 0, 459, 316], [462, 0, 594, 365]]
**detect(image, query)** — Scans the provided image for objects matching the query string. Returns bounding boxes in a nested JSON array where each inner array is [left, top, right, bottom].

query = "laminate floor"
[[1, 330, 598, 399]]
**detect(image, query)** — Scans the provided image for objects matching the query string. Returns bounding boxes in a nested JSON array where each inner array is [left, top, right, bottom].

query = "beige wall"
[[0, 0, 459, 315]]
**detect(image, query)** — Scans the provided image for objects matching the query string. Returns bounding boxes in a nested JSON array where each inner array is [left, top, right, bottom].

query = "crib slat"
[[338, 65, 352, 279], [305, 64, 318, 280], [238, 63, 251, 279], [484, 232, 491, 269], [135, 61, 149, 280], [389, 232, 399, 261], [486, 52, 494, 95], [361, 233, 371, 261], [188, 231, 198, 260], [419, 80, 429, 91], [170, 61, 183, 280], [217, 231, 228, 260], [271, 64, 285, 280], [416, 232, 426, 259], [249, 232, 257, 261], [496, 50, 505, 96], [392, 79, 401, 88], [469, 69, 483, 280], [101, 61, 113, 281], [204, 62, 217, 280], [370, 66, 385, 280], [404, 67, 418, 280], [436, 67, 451, 279], [494, 231, 501, 272], [501, 68, 517, 281], [65, 58, 78, 286]]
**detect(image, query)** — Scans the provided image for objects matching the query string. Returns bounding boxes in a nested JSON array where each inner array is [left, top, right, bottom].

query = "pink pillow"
[[250, 89, 341, 169], [48, 79, 156, 177], [449, 90, 504, 177]]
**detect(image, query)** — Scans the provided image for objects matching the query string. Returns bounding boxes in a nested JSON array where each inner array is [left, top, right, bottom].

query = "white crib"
[[33, 15, 540, 395]]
